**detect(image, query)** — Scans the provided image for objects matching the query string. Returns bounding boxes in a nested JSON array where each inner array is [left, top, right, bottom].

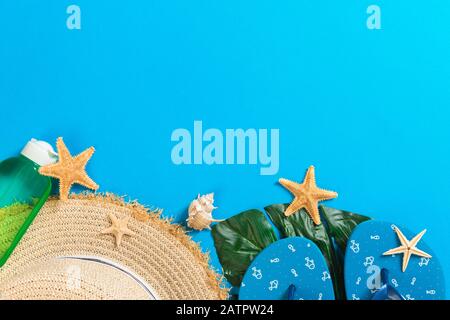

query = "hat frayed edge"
[[49, 192, 229, 300]]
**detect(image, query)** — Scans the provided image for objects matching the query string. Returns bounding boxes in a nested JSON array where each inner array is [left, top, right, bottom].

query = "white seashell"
[[187, 193, 223, 231]]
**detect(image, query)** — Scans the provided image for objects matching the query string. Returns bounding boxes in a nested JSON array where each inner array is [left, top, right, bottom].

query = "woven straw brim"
[[0, 257, 151, 300], [0, 194, 228, 300]]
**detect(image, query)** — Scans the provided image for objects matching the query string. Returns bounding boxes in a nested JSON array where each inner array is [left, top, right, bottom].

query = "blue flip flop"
[[344, 220, 445, 300], [239, 237, 335, 300]]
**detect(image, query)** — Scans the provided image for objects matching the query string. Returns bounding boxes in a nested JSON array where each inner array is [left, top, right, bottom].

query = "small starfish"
[[39, 137, 99, 200], [101, 213, 136, 247], [279, 166, 337, 225], [383, 227, 431, 272]]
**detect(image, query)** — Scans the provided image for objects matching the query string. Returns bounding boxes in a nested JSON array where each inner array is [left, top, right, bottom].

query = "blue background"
[[1, 1, 449, 296]]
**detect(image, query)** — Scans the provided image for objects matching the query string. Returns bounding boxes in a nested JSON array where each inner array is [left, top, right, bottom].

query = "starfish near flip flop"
[[383, 227, 431, 272], [279, 166, 338, 225]]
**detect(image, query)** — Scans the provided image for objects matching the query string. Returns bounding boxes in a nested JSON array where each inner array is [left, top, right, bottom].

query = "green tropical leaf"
[[264, 203, 345, 300], [212, 203, 372, 299], [211, 209, 277, 287], [320, 205, 371, 253], [264, 204, 334, 257]]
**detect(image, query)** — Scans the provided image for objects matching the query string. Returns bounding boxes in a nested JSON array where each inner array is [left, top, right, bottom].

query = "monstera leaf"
[[211, 209, 277, 287], [320, 205, 371, 253], [212, 203, 370, 300]]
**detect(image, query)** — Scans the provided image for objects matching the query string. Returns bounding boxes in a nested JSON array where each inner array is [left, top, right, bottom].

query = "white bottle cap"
[[21, 139, 58, 166]]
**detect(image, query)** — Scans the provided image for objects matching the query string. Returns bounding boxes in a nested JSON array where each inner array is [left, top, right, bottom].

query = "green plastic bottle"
[[0, 139, 58, 267]]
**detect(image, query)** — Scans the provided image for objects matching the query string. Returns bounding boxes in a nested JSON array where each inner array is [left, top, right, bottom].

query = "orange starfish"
[[279, 166, 338, 225], [101, 213, 135, 247], [39, 137, 99, 200], [383, 227, 431, 272]]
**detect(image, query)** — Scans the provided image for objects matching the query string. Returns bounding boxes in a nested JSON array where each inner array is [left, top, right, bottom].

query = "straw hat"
[[0, 193, 228, 300]]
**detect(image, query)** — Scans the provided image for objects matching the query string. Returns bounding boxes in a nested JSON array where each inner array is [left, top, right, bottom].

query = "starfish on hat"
[[101, 213, 136, 247]]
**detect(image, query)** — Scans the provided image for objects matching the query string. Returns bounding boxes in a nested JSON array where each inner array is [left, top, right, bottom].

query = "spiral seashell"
[[187, 193, 223, 231]]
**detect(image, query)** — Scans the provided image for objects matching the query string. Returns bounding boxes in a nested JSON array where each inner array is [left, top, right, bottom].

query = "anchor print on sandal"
[[239, 237, 335, 300], [344, 220, 445, 300]]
